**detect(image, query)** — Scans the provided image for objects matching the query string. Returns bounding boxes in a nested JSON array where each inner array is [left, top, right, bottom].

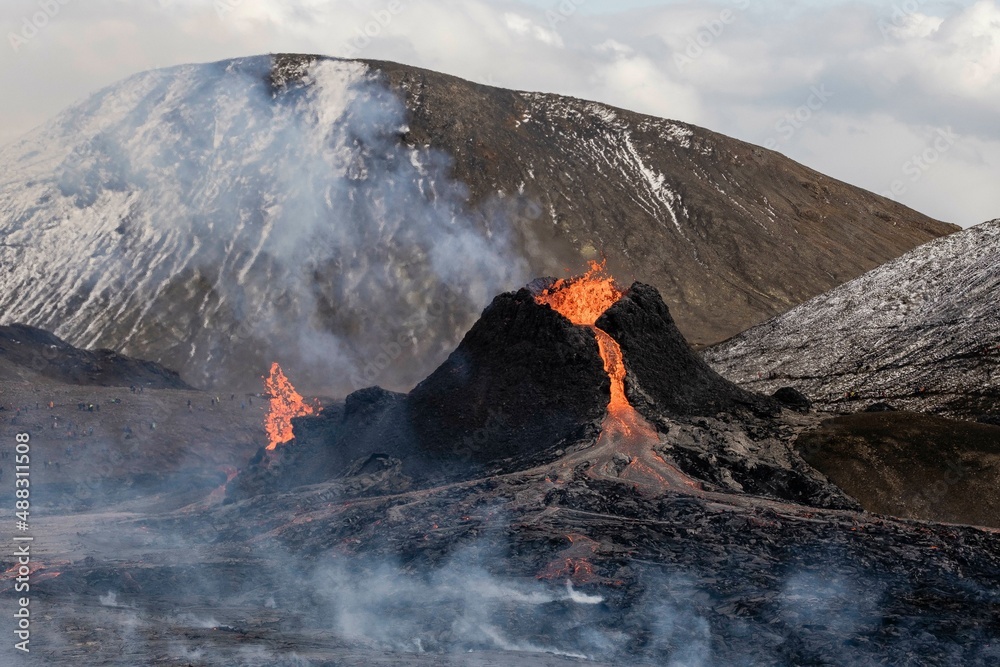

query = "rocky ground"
[[0, 324, 251, 512], [2, 288, 999, 665], [4, 406, 1000, 665]]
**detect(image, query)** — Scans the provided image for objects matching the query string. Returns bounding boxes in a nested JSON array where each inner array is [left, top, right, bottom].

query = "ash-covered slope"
[[705, 219, 1000, 416], [0, 323, 189, 389], [0, 54, 955, 393]]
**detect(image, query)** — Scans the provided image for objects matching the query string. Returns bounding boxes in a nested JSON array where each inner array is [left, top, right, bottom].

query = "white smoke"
[[0, 55, 531, 394]]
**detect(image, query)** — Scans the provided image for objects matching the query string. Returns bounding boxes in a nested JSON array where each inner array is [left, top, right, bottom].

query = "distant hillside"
[[0, 54, 956, 392], [705, 219, 1000, 418], [0, 323, 189, 389]]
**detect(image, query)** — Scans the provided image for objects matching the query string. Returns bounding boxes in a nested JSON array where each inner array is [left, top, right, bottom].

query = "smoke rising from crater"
[[0, 55, 530, 394]]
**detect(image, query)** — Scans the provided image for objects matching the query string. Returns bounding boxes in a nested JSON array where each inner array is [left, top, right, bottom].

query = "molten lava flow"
[[263, 362, 315, 450], [535, 260, 679, 495], [538, 557, 597, 584], [535, 261, 653, 430], [593, 329, 630, 416]]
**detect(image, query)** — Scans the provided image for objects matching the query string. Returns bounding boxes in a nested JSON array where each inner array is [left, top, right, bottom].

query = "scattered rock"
[[865, 402, 898, 412], [772, 387, 812, 412]]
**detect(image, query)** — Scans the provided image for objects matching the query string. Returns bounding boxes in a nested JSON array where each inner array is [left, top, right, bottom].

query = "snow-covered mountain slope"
[[704, 220, 1000, 417], [0, 56, 523, 392], [0, 54, 955, 392]]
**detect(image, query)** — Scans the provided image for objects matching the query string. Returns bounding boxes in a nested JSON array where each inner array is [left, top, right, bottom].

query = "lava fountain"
[[263, 362, 316, 450]]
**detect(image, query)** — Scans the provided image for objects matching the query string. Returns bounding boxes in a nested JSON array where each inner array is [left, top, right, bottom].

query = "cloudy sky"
[[1, 0, 996, 227]]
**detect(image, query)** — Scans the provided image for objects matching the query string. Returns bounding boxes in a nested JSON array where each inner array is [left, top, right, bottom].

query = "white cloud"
[[503, 12, 564, 47], [588, 44, 703, 120], [0, 0, 996, 226]]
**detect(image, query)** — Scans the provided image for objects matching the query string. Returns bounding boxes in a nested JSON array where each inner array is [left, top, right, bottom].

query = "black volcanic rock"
[[234, 283, 822, 504], [596, 283, 777, 420], [228, 387, 418, 500], [0, 323, 190, 389], [772, 386, 812, 412], [407, 288, 608, 464]]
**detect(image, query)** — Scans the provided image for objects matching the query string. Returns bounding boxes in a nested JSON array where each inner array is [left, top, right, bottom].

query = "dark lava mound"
[[231, 281, 789, 500], [407, 287, 609, 462]]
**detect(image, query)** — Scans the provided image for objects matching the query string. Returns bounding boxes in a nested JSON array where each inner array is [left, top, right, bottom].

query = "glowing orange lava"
[[535, 263, 704, 496], [538, 557, 597, 584], [535, 260, 622, 327], [263, 362, 315, 450], [535, 261, 652, 427]]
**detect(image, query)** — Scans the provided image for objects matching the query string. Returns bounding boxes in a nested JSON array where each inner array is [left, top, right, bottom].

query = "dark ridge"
[[0, 323, 190, 389], [865, 402, 898, 412], [596, 283, 778, 420]]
